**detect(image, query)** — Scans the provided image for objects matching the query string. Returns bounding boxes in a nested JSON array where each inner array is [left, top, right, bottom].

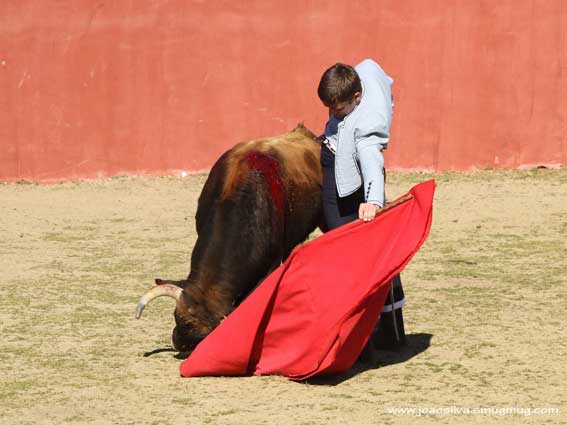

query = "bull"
[[135, 124, 323, 352]]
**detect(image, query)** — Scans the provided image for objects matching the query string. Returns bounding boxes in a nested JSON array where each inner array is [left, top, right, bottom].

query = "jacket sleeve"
[[356, 135, 386, 207]]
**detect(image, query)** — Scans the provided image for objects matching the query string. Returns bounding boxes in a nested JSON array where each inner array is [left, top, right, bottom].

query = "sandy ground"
[[1, 169, 566, 424]]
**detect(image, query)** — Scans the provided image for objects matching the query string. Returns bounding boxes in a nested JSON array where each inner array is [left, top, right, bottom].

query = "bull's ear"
[[155, 278, 185, 288]]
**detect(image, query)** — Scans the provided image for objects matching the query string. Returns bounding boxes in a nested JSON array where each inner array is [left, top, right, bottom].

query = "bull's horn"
[[135, 284, 183, 319]]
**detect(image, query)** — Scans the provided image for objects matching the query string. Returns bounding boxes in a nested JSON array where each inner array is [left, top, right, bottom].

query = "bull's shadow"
[[306, 332, 433, 386], [143, 348, 177, 357], [143, 348, 190, 359]]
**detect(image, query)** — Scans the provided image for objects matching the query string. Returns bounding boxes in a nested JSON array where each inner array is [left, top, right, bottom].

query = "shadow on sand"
[[143, 348, 190, 360], [143, 348, 177, 357], [143, 347, 190, 359], [143, 333, 432, 382], [306, 332, 433, 386]]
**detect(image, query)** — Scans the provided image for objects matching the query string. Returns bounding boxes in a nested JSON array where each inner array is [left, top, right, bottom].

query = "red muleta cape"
[[180, 180, 435, 380]]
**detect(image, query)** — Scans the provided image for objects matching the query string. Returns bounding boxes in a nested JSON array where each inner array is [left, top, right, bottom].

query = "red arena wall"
[[1, 1, 566, 182]]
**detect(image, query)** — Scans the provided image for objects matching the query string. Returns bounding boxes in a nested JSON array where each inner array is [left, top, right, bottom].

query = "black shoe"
[[357, 340, 379, 365], [372, 308, 406, 350]]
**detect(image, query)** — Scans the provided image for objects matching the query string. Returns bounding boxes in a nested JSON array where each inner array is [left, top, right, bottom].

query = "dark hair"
[[317, 63, 362, 105]]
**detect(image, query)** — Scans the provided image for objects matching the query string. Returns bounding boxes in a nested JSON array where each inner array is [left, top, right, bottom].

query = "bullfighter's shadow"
[[306, 332, 433, 386]]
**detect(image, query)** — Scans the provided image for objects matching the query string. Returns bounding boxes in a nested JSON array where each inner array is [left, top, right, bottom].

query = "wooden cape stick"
[[374, 193, 414, 218], [372, 193, 413, 343]]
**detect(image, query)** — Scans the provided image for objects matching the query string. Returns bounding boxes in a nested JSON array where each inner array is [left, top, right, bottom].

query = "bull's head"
[[135, 281, 223, 353]]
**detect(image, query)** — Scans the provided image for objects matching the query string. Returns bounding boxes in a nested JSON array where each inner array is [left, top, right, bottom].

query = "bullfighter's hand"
[[359, 203, 382, 222]]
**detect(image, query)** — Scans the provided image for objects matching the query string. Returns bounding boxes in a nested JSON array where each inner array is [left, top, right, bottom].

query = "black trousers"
[[320, 144, 406, 348], [321, 144, 365, 229]]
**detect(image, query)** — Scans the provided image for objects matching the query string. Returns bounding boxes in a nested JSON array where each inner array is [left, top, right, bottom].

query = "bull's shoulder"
[[204, 125, 322, 202], [239, 126, 318, 150], [221, 125, 319, 165]]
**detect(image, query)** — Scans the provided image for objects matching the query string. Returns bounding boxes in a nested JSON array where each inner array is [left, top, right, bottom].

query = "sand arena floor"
[[1, 169, 566, 424]]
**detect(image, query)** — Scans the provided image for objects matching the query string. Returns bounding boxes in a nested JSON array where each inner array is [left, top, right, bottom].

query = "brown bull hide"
[[136, 124, 323, 352]]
